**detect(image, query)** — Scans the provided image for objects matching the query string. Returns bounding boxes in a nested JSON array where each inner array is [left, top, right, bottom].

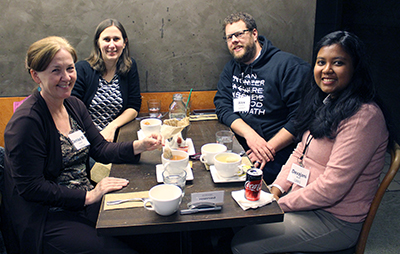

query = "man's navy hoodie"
[[214, 36, 310, 151]]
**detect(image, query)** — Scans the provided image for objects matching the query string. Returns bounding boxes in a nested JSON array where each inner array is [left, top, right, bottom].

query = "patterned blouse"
[[88, 75, 123, 130], [56, 115, 93, 191], [50, 116, 93, 212]]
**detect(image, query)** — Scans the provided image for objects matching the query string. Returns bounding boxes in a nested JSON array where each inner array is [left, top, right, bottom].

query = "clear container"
[[168, 93, 187, 120]]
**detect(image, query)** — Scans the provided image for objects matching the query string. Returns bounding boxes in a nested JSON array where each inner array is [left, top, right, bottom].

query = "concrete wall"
[[0, 0, 316, 96]]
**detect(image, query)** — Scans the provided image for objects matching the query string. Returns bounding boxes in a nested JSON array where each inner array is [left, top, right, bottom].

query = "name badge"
[[233, 96, 250, 112], [68, 130, 90, 150], [287, 163, 310, 188]]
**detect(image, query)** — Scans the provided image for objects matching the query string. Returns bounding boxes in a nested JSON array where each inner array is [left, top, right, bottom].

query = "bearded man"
[[214, 12, 310, 184]]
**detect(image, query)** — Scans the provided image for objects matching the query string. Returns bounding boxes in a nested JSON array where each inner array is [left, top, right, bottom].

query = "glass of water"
[[216, 130, 234, 152], [162, 170, 187, 196], [147, 99, 161, 118]]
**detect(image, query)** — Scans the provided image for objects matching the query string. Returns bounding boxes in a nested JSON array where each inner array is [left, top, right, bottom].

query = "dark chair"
[[293, 141, 400, 254]]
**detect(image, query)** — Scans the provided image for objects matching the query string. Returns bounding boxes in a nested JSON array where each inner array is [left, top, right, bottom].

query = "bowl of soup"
[[140, 118, 162, 137], [161, 150, 189, 174], [214, 152, 243, 178]]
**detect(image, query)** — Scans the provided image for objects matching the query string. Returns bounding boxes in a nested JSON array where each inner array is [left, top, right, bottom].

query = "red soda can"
[[244, 168, 263, 201]]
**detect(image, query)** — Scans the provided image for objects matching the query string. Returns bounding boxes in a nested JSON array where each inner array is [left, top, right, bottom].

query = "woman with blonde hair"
[[1, 36, 161, 254]]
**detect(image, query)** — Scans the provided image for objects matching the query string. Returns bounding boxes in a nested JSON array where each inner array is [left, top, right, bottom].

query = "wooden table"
[[96, 119, 284, 238]]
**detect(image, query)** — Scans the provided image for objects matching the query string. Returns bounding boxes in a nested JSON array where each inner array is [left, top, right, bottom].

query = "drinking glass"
[[147, 99, 161, 118], [216, 130, 234, 152], [162, 170, 187, 196]]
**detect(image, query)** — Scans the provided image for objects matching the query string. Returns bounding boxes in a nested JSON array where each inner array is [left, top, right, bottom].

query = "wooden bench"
[[0, 90, 217, 147]]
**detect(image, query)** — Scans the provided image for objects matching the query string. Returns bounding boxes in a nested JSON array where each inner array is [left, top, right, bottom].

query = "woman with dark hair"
[[1, 36, 161, 254], [72, 18, 141, 142], [231, 31, 391, 253]]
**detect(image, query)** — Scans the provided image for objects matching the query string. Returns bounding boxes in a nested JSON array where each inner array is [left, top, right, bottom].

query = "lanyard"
[[298, 133, 313, 167]]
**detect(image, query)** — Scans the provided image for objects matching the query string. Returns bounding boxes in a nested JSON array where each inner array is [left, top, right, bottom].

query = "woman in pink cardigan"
[[232, 31, 393, 253]]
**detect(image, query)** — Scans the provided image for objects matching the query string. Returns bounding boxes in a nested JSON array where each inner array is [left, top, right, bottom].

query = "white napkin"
[[231, 189, 275, 210]]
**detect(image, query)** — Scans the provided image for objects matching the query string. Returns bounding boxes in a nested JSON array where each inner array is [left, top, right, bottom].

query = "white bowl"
[[161, 150, 189, 174], [214, 152, 243, 178], [140, 118, 162, 137]]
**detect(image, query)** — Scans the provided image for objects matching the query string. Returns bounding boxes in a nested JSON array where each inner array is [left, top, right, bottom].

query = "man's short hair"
[[223, 12, 257, 31]]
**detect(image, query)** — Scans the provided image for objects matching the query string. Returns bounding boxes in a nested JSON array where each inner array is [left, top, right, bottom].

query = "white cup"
[[161, 150, 189, 174], [200, 143, 227, 165], [214, 152, 243, 178], [144, 184, 182, 216], [140, 118, 162, 137]]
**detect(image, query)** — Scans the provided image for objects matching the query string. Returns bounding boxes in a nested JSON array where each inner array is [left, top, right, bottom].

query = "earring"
[[38, 87, 41, 92]]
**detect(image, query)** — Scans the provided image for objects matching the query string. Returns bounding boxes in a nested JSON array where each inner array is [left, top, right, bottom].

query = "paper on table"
[[90, 162, 111, 183], [231, 189, 275, 211], [189, 114, 218, 121], [104, 191, 149, 210], [161, 117, 190, 140]]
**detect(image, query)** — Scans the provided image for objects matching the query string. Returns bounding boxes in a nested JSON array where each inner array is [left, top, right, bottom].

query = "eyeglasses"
[[223, 29, 250, 42]]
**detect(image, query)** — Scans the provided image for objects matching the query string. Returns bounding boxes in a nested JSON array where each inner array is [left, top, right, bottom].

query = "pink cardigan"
[[274, 103, 389, 223]]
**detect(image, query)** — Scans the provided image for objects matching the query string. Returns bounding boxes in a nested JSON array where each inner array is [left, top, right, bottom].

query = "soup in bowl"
[[214, 152, 243, 178], [161, 150, 189, 174]]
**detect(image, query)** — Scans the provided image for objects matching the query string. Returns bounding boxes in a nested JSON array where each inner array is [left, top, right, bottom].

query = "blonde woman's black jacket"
[[2, 90, 139, 253]]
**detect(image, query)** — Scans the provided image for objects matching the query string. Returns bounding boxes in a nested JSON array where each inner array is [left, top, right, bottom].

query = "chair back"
[[355, 142, 400, 254]]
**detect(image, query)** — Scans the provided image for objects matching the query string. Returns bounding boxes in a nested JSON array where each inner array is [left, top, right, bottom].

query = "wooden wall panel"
[[0, 91, 217, 147]]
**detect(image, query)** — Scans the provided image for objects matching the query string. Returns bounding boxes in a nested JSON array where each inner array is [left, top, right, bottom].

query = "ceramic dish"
[[209, 165, 246, 183]]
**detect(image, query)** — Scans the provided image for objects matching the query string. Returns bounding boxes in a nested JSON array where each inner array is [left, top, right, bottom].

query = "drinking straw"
[[186, 88, 193, 108]]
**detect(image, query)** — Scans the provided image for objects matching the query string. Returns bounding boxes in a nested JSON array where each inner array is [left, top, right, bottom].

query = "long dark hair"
[[295, 31, 388, 140], [87, 18, 132, 76]]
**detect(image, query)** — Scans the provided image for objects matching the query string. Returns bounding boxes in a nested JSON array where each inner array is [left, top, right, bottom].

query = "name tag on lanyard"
[[68, 130, 90, 150], [233, 96, 250, 112], [287, 163, 310, 188]]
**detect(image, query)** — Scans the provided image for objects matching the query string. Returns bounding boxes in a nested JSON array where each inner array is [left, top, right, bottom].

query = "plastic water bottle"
[[168, 93, 187, 120]]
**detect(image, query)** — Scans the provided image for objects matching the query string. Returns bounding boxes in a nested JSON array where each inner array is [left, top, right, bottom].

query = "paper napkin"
[[231, 189, 275, 210], [104, 191, 149, 210]]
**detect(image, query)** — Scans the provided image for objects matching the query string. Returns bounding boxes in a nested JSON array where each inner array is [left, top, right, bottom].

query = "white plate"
[[137, 130, 195, 156], [210, 165, 246, 183], [156, 164, 194, 183], [166, 138, 195, 156]]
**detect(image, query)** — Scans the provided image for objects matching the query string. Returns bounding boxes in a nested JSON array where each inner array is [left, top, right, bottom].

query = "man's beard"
[[231, 41, 257, 64]]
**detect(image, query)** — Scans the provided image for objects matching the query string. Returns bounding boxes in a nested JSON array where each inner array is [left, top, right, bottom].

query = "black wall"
[[315, 0, 400, 142]]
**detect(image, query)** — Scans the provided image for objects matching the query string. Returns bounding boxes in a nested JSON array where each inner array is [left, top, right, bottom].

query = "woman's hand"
[[270, 186, 282, 201], [85, 177, 129, 206], [133, 133, 164, 154], [100, 125, 117, 142]]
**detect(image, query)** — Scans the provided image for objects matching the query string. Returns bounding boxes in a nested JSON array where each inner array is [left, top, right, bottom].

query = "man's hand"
[[230, 118, 276, 170], [245, 132, 276, 170]]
